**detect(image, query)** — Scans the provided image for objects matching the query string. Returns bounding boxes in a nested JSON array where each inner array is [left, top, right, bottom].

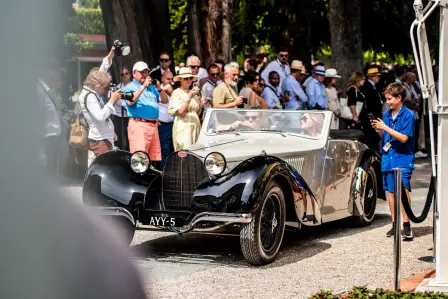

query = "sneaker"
[[415, 151, 428, 158], [402, 225, 414, 240], [386, 225, 395, 237]]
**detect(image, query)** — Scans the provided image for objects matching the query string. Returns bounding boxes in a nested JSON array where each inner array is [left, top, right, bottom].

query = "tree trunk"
[[187, 0, 232, 67], [328, 0, 363, 93], [99, 0, 174, 80]]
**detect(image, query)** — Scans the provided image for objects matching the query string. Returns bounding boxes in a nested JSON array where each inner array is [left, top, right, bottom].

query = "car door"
[[320, 140, 354, 222]]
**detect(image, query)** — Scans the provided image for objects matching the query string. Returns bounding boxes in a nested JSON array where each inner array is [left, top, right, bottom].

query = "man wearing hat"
[[281, 60, 308, 110], [360, 67, 384, 152], [307, 65, 328, 110], [122, 61, 169, 164]]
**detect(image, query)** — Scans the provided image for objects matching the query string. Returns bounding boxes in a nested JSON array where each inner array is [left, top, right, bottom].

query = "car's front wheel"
[[104, 216, 136, 246], [240, 181, 286, 265]]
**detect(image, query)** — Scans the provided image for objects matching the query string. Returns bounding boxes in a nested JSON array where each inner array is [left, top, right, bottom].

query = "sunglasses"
[[245, 116, 259, 121], [259, 83, 265, 87], [189, 65, 200, 69], [159, 59, 170, 63], [183, 77, 193, 80], [210, 72, 221, 77], [279, 54, 288, 58], [121, 72, 129, 76], [301, 116, 308, 122]]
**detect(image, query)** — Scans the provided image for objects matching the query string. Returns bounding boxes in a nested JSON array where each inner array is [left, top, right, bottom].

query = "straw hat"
[[174, 67, 198, 82], [325, 68, 341, 78], [366, 67, 381, 77], [315, 65, 326, 76], [290, 60, 304, 70]]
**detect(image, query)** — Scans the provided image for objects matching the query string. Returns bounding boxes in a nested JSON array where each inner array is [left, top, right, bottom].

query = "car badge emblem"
[[178, 151, 187, 158]]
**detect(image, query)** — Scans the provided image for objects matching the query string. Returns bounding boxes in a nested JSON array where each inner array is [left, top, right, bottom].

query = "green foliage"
[[168, 0, 188, 63], [309, 286, 448, 298], [70, 8, 105, 34], [78, 0, 100, 9]]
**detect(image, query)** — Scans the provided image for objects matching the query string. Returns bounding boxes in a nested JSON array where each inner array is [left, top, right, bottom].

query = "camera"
[[113, 39, 131, 56], [152, 79, 159, 86], [109, 83, 134, 101], [242, 97, 248, 104]]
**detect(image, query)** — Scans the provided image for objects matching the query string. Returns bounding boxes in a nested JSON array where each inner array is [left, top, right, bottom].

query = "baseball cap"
[[133, 61, 149, 72]]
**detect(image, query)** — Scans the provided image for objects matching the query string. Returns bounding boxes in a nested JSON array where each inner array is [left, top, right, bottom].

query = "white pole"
[[434, 6, 448, 286]]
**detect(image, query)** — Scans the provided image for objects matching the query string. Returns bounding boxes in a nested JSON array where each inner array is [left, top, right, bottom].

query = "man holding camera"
[[122, 62, 168, 162], [371, 82, 415, 240], [212, 64, 244, 108]]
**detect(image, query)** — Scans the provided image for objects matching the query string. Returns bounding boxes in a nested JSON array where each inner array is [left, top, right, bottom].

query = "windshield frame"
[[202, 108, 331, 140]]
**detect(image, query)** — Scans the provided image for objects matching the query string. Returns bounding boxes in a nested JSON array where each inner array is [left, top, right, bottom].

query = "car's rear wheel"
[[240, 181, 286, 265], [354, 166, 377, 226]]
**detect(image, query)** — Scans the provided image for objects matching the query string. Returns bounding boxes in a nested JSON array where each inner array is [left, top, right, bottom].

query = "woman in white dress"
[[323, 68, 341, 130]]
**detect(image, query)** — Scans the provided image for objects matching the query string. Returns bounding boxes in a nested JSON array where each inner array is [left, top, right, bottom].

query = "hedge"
[[310, 286, 448, 299]]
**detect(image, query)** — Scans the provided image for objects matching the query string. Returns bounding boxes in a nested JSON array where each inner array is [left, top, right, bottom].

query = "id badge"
[[383, 142, 391, 152]]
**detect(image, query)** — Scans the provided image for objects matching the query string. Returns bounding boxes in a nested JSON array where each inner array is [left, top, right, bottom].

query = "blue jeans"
[[158, 122, 174, 169]]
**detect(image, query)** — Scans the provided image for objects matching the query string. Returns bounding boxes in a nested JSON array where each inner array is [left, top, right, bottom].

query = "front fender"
[[192, 156, 314, 215], [82, 150, 160, 212]]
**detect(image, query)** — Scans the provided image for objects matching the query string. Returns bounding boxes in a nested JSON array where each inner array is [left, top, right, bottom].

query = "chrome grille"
[[162, 152, 209, 210], [285, 157, 305, 173]]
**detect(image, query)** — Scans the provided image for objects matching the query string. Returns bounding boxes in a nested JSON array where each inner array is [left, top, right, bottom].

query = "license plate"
[[149, 216, 183, 227]]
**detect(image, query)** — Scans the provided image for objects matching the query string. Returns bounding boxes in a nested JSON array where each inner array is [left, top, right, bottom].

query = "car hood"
[[188, 134, 325, 162]]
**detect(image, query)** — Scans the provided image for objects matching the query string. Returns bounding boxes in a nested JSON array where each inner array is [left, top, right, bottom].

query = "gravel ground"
[[63, 159, 434, 299]]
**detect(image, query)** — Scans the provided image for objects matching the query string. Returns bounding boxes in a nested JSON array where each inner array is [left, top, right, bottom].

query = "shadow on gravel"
[[129, 214, 392, 268], [411, 226, 433, 238]]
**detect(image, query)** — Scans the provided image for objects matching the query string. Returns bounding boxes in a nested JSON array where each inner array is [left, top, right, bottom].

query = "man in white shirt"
[[261, 48, 290, 93], [158, 71, 175, 168], [201, 64, 222, 109]]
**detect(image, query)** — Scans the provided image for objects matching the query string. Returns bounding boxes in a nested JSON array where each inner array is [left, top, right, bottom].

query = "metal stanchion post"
[[393, 168, 403, 291]]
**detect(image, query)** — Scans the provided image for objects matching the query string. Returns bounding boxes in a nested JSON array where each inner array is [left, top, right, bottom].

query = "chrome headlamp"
[[130, 151, 150, 173], [204, 152, 226, 176]]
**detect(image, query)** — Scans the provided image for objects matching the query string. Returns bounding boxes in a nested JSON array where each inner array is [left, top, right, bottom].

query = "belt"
[[131, 118, 158, 124], [159, 121, 174, 125]]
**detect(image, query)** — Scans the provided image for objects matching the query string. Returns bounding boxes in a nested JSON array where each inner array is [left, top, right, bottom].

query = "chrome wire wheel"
[[240, 181, 286, 265], [260, 194, 281, 252]]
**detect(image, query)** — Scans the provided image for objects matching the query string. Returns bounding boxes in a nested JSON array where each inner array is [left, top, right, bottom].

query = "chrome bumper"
[[87, 207, 252, 233], [88, 207, 136, 226]]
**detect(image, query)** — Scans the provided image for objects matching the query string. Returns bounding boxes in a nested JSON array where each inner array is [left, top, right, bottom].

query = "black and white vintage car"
[[83, 109, 383, 265]]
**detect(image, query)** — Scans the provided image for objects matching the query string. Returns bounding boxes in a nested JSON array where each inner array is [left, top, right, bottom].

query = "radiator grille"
[[284, 157, 305, 173], [162, 152, 209, 210]]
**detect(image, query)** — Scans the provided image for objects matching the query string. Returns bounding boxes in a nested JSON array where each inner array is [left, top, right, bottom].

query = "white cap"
[[133, 61, 149, 72]]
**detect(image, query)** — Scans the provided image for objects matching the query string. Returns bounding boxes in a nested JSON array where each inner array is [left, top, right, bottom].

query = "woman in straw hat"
[[168, 67, 206, 150]]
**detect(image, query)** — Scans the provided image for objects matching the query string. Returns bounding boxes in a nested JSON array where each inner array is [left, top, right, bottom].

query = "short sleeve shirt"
[[212, 83, 238, 107], [381, 106, 415, 171], [123, 79, 160, 119]]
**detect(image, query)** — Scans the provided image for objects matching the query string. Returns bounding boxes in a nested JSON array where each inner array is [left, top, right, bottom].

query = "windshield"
[[205, 109, 327, 138]]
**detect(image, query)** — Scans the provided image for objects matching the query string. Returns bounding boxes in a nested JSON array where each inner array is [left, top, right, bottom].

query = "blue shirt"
[[262, 84, 282, 109], [307, 78, 328, 109], [122, 79, 160, 119], [281, 75, 308, 110], [381, 106, 415, 171]]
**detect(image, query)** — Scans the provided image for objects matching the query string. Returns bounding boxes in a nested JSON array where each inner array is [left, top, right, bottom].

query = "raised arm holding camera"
[[78, 70, 121, 157]]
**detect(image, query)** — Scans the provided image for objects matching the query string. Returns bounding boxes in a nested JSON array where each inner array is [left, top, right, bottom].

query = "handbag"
[[69, 115, 89, 149], [340, 97, 353, 120]]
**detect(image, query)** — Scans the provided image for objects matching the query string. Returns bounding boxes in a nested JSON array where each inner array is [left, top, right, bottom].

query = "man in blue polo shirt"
[[372, 82, 415, 240], [123, 61, 168, 162]]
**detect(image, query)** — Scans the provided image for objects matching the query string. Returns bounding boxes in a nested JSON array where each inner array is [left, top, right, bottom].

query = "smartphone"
[[242, 97, 248, 104], [368, 113, 376, 121]]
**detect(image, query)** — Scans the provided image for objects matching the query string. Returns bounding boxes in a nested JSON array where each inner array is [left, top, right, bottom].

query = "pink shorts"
[[128, 119, 162, 161]]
